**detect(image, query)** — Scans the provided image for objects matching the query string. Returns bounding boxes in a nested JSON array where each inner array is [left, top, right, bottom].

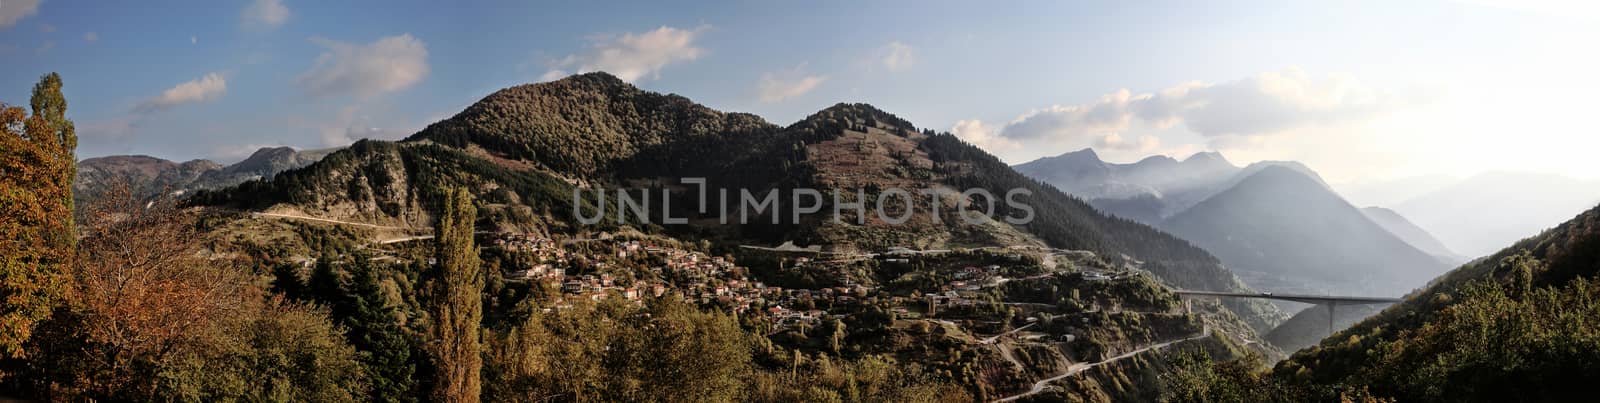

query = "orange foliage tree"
[[0, 73, 77, 358]]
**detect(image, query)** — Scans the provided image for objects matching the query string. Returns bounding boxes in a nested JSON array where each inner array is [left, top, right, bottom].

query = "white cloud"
[[135, 73, 228, 113], [297, 34, 429, 98], [0, 0, 40, 30], [951, 119, 1022, 154], [999, 69, 1399, 143], [241, 0, 290, 30], [1001, 89, 1143, 141], [758, 65, 827, 103], [881, 41, 916, 72], [538, 69, 568, 82], [190, 36, 197, 44], [83, 31, 97, 43], [544, 25, 706, 82], [314, 106, 417, 147], [1094, 133, 1162, 153]]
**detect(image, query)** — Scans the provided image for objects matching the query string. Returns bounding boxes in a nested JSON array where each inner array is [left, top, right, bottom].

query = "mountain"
[[1159, 165, 1450, 296], [1013, 148, 1242, 223], [1273, 201, 1600, 401], [1334, 173, 1459, 207], [75, 155, 221, 200], [1361, 206, 1464, 264], [1395, 171, 1600, 258], [191, 146, 337, 189], [75, 146, 334, 202], [192, 72, 1286, 333], [1263, 303, 1386, 354], [1013, 148, 1242, 202]]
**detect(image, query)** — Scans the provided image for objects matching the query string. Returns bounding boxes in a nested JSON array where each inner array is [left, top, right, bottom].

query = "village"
[[485, 233, 1139, 334]]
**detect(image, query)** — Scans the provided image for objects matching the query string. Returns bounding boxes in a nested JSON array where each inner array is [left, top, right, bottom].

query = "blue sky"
[[2, 0, 1597, 187]]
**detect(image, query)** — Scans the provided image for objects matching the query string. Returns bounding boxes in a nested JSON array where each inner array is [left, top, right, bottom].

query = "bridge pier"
[[1325, 301, 1339, 337]]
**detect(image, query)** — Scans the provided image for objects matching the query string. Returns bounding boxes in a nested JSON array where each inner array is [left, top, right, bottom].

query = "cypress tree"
[[428, 187, 482, 403]]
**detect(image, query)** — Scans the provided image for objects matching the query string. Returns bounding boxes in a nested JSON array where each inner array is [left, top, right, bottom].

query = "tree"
[[428, 187, 483, 403], [30, 73, 76, 220], [345, 253, 418, 403], [0, 73, 77, 358]]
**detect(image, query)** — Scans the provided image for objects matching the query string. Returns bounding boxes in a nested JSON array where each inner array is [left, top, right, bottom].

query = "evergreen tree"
[[428, 187, 483, 403], [346, 253, 418, 403]]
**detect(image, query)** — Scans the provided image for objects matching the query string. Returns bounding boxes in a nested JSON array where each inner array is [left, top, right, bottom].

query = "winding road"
[[251, 212, 416, 231], [979, 322, 1037, 344], [990, 326, 1210, 402]]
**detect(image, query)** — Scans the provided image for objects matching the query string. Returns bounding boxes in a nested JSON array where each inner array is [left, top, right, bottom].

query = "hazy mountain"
[[1392, 171, 1600, 259], [1013, 148, 1242, 223], [74, 147, 334, 206], [1275, 200, 1600, 400], [1361, 206, 1464, 264], [1334, 174, 1459, 207], [1159, 165, 1450, 296], [1265, 303, 1387, 354], [192, 72, 1287, 333], [1014, 149, 1241, 202]]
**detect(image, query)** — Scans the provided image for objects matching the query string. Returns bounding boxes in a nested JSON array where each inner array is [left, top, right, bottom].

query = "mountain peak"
[[1181, 151, 1233, 168], [796, 102, 916, 131], [1057, 147, 1101, 162]]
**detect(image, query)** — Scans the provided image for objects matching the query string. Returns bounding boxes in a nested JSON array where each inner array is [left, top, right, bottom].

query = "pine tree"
[[428, 187, 482, 403], [0, 73, 76, 357], [346, 253, 418, 403]]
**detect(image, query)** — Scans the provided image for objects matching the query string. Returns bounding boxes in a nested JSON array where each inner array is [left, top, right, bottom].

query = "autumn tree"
[[428, 187, 483, 403], [0, 73, 77, 358]]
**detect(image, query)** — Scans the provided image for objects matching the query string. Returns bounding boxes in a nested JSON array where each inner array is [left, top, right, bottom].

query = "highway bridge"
[[1171, 289, 1403, 336]]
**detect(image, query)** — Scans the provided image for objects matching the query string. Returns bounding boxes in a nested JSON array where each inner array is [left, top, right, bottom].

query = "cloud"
[[544, 25, 706, 82], [37, 22, 52, 32], [314, 106, 418, 147], [1094, 133, 1161, 153], [757, 65, 827, 103], [538, 69, 568, 82], [83, 31, 97, 43], [297, 34, 429, 98], [190, 36, 197, 44], [134, 73, 228, 113], [881, 41, 915, 72], [951, 119, 1022, 154], [0, 0, 40, 30], [997, 69, 1398, 144], [241, 0, 290, 30]]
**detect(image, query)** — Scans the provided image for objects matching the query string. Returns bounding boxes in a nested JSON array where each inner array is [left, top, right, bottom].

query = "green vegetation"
[[428, 187, 484, 402]]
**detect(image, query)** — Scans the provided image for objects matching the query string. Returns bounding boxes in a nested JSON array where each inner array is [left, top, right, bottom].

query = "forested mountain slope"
[[191, 71, 1286, 333], [1271, 202, 1600, 401]]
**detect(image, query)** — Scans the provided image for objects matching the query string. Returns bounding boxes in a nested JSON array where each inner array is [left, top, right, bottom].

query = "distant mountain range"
[[1393, 171, 1600, 258], [75, 146, 336, 201], [1017, 148, 1457, 298], [1160, 165, 1450, 296]]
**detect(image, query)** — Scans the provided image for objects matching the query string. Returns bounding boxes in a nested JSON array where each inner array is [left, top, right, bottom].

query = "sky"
[[2, 0, 1598, 187]]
